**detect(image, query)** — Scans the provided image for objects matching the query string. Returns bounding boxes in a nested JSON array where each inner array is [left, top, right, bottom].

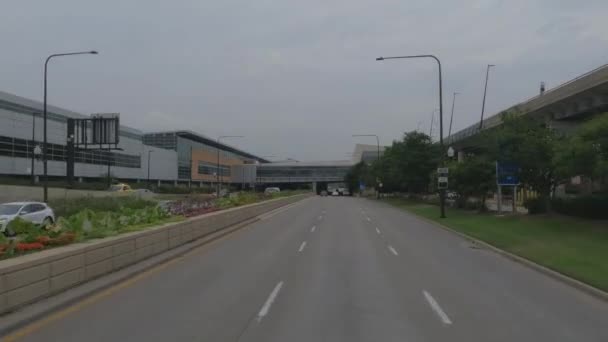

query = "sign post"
[[496, 161, 520, 214]]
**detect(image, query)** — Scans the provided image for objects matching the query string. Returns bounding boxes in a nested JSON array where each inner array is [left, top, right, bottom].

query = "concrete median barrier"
[[0, 194, 310, 314]]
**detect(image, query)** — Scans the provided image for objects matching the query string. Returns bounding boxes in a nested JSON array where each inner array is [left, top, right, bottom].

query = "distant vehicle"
[[320, 190, 328, 196], [0, 202, 55, 235], [264, 187, 281, 194], [109, 183, 133, 192], [446, 191, 458, 200], [331, 190, 340, 196], [338, 187, 346, 196]]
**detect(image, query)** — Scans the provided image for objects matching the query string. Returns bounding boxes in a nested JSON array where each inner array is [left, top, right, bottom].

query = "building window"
[[197, 161, 230, 177], [0, 134, 141, 168]]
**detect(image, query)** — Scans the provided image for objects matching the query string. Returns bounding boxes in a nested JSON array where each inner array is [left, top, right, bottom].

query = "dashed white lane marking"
[[366, 217, 371, 222], [298, 241, 307, 252], [311, 226, 316, 232], [257, 281, 284, 322], [423, 290, 453, 325], [318, 215, 323, 220], [322, 210, 326, 214], [388, 245, 398, 256], [375, 227, 381, 234]]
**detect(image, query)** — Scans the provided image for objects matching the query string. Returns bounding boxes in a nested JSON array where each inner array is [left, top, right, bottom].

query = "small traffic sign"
[[437, 167, 449, 174]]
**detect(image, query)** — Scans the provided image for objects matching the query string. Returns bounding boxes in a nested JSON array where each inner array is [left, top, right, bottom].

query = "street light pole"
[[376, 54, 446, 218], [448, 92, 459, 140], [479, 64, 495, 130], [43, 50, 98, 202], [216, 135, 243, 195], [352, 134, 380, 199], [147, 150, 153, 189]]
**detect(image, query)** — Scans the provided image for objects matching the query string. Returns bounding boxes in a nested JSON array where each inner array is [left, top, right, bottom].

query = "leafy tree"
[[448, 155, 495, 210], [374, 131, 439, 193], [554, 113, 608, 188], [486, 114, 563, 205], [344, 161, 374, 193]]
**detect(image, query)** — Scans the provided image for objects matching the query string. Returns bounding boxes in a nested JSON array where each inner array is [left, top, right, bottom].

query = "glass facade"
[[258, 166, 349, 179], [143, 132, 258, 180], [197, 161, 230, 177], [0, 135, 141, 168]]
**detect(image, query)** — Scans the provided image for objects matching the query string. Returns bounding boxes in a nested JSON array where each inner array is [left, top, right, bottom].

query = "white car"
[[264, 187, 281, 195], [331, 190, 340, 196], [0, 202, 55, 234]]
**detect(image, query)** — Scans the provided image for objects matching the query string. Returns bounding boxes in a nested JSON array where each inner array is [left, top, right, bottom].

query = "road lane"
[[5, 196, 608, 342], [12, 198, 324, 342], [361, 197, 608, 341]]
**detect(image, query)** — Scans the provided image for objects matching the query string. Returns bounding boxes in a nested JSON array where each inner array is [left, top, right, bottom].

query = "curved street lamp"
[[42, 50, 98, 202], [376, 54, 447, 218]]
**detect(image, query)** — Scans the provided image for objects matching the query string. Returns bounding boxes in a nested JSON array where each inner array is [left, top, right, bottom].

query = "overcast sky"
[[2, 0, 608, 161]]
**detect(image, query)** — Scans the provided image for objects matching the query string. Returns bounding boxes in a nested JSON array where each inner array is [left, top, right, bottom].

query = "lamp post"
[[429, 108, 439, 140], [216, 135, 243, 196], [448, 92, 459, 140], [352, 134, 380, 198], [43, 50, 98, 202], [376, 54, 446, 218], [479, 64, 495, 130], [147, 150, 153, 190]]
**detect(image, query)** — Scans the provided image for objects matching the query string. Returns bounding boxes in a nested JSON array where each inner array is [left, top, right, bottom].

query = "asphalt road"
[[7, 197, 608, 341]]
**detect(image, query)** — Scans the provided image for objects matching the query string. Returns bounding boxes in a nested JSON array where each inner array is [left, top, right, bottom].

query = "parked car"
[[0, 202, 55, 235], [109, 183, 133, 192], [331, 190, 340, 196], [264, 187, 281, 195]]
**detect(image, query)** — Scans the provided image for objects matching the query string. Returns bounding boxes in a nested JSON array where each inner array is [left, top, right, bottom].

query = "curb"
[[401, 208, 608, 302]]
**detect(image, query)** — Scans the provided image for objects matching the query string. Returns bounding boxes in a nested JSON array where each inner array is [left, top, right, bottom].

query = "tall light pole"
[[448, 92, 459, 140], [353, 134, 380, 199], [376, 54, 446, 218], [43, 50, 98, 202], [429, 108, 439, 140], [479, 64, 495, 130], [147, 150, 153, 190], [216, 135, 243, 195]]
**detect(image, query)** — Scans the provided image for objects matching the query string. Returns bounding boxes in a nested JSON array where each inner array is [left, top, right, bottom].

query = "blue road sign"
[[496, 161, 519, 185]]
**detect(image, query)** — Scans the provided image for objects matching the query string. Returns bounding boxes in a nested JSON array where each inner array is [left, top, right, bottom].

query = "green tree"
[[486, 114, 563, 206], [448, 156, 495, 210], [344, 161, 374, 194], [554, 113, 608, 187], [374, 131, 439, 193]]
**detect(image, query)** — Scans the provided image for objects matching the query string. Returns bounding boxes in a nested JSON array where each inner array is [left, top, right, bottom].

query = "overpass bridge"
[[447, 63, 608, 150]]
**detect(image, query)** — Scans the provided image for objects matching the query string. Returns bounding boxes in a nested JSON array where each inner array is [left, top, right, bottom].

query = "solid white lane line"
[[257, 281, 284, 322], [375, 227, 381, 234], [311, 226, 316, 232], [298, 241, 307, 252], [388, 245, 399, 256], [423, 291, 453, 325]]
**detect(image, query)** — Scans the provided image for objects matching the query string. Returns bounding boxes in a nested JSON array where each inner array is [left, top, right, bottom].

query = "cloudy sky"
[[2, 0, 608, 161]]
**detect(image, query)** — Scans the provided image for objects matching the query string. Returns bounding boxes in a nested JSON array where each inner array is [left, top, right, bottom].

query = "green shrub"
[[552, 195, 608, 220], [49, 196, 155, 218], [524, 197, 548, 214], [6, 217, 42, 242]]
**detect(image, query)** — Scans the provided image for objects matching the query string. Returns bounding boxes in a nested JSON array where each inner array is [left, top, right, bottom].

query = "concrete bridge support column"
[[457, 150, 465, 162]]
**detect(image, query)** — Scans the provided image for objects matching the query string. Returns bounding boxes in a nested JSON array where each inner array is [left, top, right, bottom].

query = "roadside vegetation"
[[0, 190, 307, 259], [385, 198, 608, 292], [345, 113, 608, 290]]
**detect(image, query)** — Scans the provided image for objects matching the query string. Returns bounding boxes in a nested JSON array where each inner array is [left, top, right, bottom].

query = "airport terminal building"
[[0, 90, 381, 189]]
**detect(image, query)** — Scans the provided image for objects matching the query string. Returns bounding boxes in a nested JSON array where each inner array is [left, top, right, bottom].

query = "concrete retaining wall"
[[0, 194, 309, 314]]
